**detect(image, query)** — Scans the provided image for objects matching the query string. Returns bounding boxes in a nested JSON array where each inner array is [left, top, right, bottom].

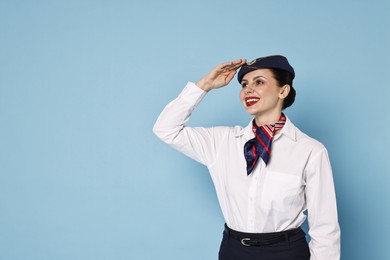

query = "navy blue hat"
[[237, 55, 295, 83]]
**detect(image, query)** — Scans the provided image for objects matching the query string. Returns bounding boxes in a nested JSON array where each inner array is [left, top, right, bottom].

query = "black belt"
[[224, 224, 302, 247]]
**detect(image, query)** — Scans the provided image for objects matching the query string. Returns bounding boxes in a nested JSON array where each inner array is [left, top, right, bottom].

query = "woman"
[[153, 55, 340, 260]]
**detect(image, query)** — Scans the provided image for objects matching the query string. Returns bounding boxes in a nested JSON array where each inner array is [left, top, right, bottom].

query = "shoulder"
[[296, 127, 325, 149], [197, 124, 249, 142], [287, 118, 327, 153], [208, 125, 246, 135]]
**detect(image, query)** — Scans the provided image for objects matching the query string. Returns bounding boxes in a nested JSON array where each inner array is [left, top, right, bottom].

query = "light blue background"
[[1, 0, 389, 259]]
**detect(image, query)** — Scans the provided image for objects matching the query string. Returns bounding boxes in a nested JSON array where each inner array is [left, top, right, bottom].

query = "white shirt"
[[153, 82, 340, 260]]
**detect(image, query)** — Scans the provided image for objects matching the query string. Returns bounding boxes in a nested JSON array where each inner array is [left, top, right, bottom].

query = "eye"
[[241, 82, 248, 88], [256, 79, 264, 85]]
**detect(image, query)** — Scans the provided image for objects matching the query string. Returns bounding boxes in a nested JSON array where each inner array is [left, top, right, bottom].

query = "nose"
[[244, 85, 254, 95]]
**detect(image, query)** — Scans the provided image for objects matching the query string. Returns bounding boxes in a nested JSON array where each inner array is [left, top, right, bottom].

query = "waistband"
[[224, 224, 304, 247]]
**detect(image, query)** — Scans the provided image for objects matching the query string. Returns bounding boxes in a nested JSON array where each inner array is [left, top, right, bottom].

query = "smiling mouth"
[[245, 97, 260, 107]]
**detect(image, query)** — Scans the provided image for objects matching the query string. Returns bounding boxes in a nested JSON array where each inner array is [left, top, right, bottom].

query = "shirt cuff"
[[178, 82, 207, 106]]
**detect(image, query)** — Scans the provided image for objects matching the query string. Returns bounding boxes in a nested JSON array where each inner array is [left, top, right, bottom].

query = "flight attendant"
[[153, 55, 340, 260]]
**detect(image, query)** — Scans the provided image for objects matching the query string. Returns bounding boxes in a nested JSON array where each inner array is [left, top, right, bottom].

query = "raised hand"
[[196, 59, 246, 92]]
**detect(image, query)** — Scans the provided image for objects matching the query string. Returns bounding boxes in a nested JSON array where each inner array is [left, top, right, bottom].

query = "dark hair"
[[269, 68, 296, 110]]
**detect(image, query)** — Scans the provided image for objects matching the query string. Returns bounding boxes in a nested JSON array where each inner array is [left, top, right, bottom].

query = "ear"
[[279, 84, 291, 99]]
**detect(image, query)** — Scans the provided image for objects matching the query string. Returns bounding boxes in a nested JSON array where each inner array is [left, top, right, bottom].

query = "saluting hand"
[[196, 59, 246, 92]]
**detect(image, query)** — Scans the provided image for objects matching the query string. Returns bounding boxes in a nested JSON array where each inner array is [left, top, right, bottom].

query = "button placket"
[[246, 169, 260, 231]]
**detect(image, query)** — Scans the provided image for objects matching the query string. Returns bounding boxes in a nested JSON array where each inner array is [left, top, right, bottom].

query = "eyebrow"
[[241, 75, 267, 82]]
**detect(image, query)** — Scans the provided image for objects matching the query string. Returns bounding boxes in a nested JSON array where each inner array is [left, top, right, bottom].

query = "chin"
[[244, 108, 259, 116]]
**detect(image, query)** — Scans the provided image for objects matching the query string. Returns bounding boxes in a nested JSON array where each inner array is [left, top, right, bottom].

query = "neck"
[[254, 111, 282, 127]]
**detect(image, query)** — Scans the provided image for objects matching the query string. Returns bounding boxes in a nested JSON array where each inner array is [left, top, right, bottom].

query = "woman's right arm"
[[152, 59, 246, 165], [152, 82, 210, 165]]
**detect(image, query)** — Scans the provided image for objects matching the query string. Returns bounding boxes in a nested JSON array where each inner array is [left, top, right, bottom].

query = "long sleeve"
[[305, 148, 341, 260], [153, 82, 222, 166]]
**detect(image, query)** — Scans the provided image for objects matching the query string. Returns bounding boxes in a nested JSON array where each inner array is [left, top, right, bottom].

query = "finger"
[[220, 59, 246, 71], [222, 71, 238, 86], [223, 68, 239, 82], [220, 60, 241, 70]]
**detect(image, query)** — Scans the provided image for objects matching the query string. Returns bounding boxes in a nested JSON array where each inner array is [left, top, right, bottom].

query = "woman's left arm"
[[305, 148, 341, 260]]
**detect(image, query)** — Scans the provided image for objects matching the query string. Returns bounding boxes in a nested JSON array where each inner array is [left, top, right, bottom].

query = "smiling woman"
[[239, 68, 291, 127], [153, 55, 340, 260]]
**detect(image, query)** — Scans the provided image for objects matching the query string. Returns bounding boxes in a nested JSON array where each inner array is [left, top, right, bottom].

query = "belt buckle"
[[241, 238, 251, 246]]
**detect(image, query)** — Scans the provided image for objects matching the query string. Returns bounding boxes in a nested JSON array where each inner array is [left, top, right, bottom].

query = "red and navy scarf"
[[243, 114, 286, 175]]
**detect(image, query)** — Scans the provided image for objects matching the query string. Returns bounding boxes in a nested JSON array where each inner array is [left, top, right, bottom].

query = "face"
[[239, 69, 289, 120]]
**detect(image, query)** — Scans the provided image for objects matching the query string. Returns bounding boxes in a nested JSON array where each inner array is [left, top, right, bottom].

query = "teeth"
[[247, 98, 259, 102]]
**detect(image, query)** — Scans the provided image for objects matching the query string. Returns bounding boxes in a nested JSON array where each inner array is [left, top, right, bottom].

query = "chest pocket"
[[260, 171, 303, 212]]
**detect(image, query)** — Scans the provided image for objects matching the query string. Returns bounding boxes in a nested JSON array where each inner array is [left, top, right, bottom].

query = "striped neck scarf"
[[243, 114, 286, 175]]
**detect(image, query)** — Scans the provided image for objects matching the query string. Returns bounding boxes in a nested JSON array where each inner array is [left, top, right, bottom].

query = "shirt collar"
[[236, 115, 297, 142]]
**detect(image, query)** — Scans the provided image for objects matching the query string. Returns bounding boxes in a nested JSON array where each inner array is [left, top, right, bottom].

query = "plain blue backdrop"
[[1, 0, 389, 259]]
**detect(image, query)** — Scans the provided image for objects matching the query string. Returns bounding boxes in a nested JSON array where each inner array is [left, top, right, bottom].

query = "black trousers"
[[219, 225, 310, 260]]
